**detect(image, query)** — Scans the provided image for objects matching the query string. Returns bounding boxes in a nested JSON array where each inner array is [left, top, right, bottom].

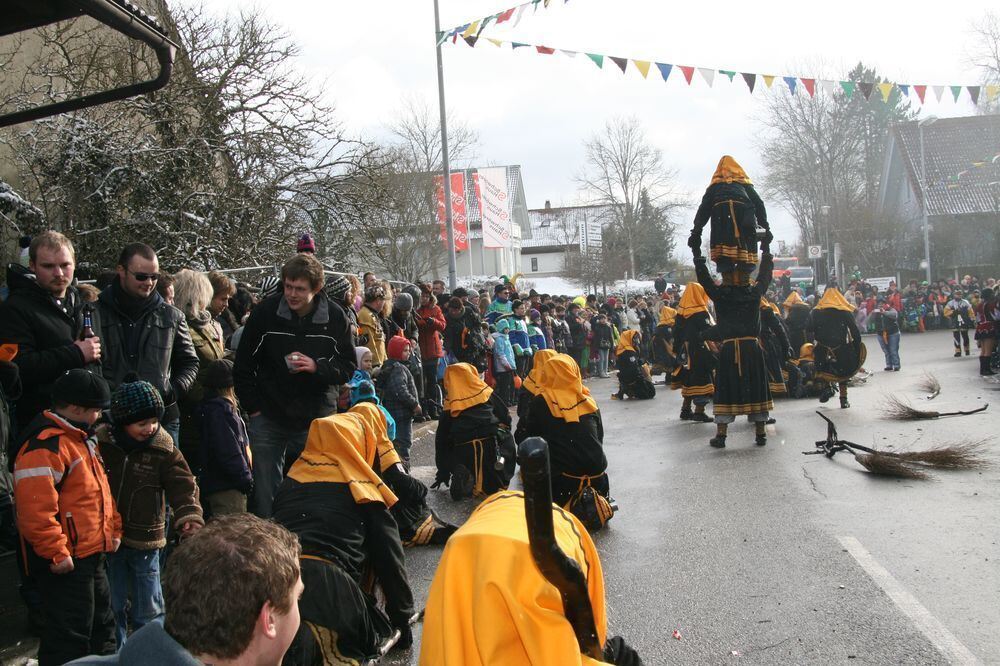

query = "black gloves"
[[430, 473, 450, 489], [693, 255, 707, 266], [687, 232, 702, 257], [604, 635, 644, 666]]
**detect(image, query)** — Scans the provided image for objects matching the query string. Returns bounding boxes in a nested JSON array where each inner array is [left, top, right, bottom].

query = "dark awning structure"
[[0, 0, 178, 127]]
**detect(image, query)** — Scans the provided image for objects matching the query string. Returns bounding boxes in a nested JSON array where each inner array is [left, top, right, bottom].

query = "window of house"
[[531, 257, 538, 272]]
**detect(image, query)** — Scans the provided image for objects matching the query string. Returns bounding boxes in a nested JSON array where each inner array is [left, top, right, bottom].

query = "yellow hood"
[[710, 155, 752, 185]]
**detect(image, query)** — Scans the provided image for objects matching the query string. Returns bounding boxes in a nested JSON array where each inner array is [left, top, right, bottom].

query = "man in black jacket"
[[0, 232, 103, 434], [95, 243, 199, 448], [234, 254, 356, 518]]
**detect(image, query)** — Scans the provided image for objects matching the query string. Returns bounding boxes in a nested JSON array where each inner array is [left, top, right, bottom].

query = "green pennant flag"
[[840, 81, 856, 99], [720, 70, 737, 82], [587, 53, 604, 68], [950, 85, 963, 102]]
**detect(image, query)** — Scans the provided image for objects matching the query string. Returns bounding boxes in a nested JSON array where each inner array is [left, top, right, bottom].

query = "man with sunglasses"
[[95, 243, 198, 446]]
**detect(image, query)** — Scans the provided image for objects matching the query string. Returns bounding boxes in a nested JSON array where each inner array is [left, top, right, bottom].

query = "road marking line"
[[838, 536, 981, 665]]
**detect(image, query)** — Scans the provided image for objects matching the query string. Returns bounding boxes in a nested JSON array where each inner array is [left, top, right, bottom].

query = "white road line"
[[838, 536, 981, 665]]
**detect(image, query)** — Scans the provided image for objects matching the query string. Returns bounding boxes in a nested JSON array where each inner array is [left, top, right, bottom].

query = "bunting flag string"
[[444, 35, 998, 107], [437, 0, 570, 47]]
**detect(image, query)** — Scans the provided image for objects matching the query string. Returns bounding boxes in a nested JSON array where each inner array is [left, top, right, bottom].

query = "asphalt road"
[[388, 330, 999, 665]]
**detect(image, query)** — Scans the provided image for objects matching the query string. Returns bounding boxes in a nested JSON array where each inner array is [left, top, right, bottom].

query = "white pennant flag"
[[560, 49, 578, 58], [698, 67, 715, 87], [513, 5, 528, 27], [932, 85, 945, 102], [819, 79, 837, 96]]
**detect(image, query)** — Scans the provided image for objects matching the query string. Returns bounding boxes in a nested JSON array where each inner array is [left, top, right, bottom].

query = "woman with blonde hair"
[[173, 269, 226, 473]]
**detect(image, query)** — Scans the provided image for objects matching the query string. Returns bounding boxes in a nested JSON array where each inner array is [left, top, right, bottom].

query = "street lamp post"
[[918, 116, 937, 284], [433, 0, 458, 291]]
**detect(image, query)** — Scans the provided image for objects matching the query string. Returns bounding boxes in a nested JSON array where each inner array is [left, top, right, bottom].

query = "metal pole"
[[919, 124, 932, 284], [433, 0, 458, 291]]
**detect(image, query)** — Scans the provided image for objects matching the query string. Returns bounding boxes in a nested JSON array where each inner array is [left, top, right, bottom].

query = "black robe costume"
[[695, 254, 774, 417], [692, 182, 768, 273], [274, 479, 415, 665], [434, 392, 515, 497], [784, 302, 811, 354], [616, 339, 656, 400], [760, 305, 791, 397], [671, 312, 716, 399], [808, 308, 866, 383]]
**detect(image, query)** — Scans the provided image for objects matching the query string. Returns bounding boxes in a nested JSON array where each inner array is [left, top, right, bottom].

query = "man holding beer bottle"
[[0, 231, 102, 433]]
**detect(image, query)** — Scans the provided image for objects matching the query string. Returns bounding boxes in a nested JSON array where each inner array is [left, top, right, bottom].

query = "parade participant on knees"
[[433, 363, 515, 500], [0, 231, 102, 434], [944, 290, 975, 357], [514, 355, 613, 530], [233, 254, 356, 518], [759, 298, 792, 399], [419, 491, 643, 666], [611, 329, 655, 400], [97, 375, 204, 648], [974, 288, 998, 376], [197, 359, 253, 517], [271, 412, 417, 664], [782, 291, 811, 354], [693, 249, 775, 449], [517, 348, 559, 418], [870, 298, 901, 372], [349, 402, 457, 547], [70, 513, 304, 665], [672, 282, 716, 423], [689, 155, 771, 273], [95, 243, 199, 447], [809, 287, 866, 406], [378, 336, 421, 463], [172, 269, 226, 475], [13, 369, 121, 665]]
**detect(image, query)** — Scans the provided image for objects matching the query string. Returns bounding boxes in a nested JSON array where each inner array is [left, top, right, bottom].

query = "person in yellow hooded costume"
[[688, 156, 771, 274], [514, 355, 613, 530], [808, 287, 865, 408], [670, 282, 716, 422], [611, 329, 655, 400], [272, 411, 416, 664], [433, 363, 515, 501], [419, 490, 643, 665], [782, 290, 812, 354]]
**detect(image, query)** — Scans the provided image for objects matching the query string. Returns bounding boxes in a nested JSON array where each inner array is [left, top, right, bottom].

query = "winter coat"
[[95, 282, 199, 423], [13, 411, 122, 569], [358, 304, 387, 367], [179, 317, 226, 466], [197, 397, 253, 496], [233, 293, 355, 430], [68, 621, 203, 665], [443, 305, 486, 365], [870, 308, 900, 336], [625, 308, 642, 332], [97, 424, 203, 550], [415, 303, 446, 359], [0, 264, 96, 430], [378, 359, 419, 414], [944, 298, 975, 330], [566, 311, 586, 349], [593, 322, 614, 350], [490, 332, 516, 373]]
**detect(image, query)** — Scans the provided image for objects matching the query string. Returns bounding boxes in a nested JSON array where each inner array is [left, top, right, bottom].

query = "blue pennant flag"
[[655, 62, 673, 81], [783, 76, 797, 94]]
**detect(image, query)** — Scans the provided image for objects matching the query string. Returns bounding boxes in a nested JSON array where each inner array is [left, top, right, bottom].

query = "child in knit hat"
[[377, 336, 420, 462], [97, 374, 204, 648], [197, 359, 253, 518]]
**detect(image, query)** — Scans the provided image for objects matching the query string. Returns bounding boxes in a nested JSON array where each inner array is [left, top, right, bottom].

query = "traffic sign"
[[807, 245, 822, 259]]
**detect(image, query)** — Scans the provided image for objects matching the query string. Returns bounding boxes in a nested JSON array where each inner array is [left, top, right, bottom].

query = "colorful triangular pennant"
[[496, 8, 515, 23], [819, 80, 837, 96], [858, 82, 874, 100], [968, 86, 980, 105], [436, 31, 448, 47], [742, 72, 757, 93], [656, 63, 673, 81], [987, 85, 1000, 102], [511, 42, 529, 49], [586, 53, 604, 68], [633, 60, 651, 79], [898, 84, 910, 97], [783, 76, 797, 94], [487, 38, 503, 48], [762, 75, 776, 89], [536, 45, 554, 55], [679, 65, 695, 85], [610, 56, 628, 74], [878, 82, 894, 103], [932, 86, 945, 102], [462, 21, 479, 37], [720, 70, 737, 82], [840, 81, 856, 99], [949, 85, 962, 102], [914, 85, 927, 104], [801, 78, 816, 97], [560, 49, 578, 57], [699, 67, 715, 86]]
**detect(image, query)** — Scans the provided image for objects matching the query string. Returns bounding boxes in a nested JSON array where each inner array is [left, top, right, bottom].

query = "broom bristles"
[[893, 440, 992, 469], [917, 372, 941, 400], [852, 451, 931, 479], [880, 395, 939, 420]]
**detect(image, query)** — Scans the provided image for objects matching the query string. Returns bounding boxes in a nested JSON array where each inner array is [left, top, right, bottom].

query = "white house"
[[520, 201, 615, 277]]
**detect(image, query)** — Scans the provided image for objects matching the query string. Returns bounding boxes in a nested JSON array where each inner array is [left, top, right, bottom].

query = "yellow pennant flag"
[[762, 75, 776, 89], [462, 21, 479, 37], [878, 82, 894, 102], [633, 60, 651, 79], [487, 38, 503, 47], [987, 85, 1000, 102]]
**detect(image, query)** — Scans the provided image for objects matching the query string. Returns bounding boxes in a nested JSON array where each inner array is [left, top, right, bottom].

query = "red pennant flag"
[[679, 65, 695, 85], [536, 45, 555, 55], [495, 8, 515, 23], [801, 78, 816, 97], [914, 85, 927, 104]]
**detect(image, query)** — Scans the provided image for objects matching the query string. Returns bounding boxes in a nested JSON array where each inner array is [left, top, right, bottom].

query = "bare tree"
[[577, 116, 680, 278], [969, 10, 1000, 114]]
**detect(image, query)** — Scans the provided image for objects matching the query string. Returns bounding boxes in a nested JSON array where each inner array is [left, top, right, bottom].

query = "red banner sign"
[[434, 172, 469, 252]]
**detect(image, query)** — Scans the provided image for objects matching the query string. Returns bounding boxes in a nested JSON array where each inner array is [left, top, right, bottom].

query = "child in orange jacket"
[[13, 369, 122, 666]]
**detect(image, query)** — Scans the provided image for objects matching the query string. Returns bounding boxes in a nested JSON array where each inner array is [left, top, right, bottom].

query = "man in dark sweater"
[[234, 254, 356, 517]]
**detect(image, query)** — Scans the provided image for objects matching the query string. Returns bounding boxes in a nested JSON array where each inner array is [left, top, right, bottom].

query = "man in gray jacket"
[[95, 243, 199, 445]]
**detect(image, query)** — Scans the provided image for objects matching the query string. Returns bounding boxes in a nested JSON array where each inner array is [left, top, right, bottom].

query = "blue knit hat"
[[110, 374, 164, 425]]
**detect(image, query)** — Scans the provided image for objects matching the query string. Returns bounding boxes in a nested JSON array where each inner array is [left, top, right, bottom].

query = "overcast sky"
[[196, 0, 993, 258]]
